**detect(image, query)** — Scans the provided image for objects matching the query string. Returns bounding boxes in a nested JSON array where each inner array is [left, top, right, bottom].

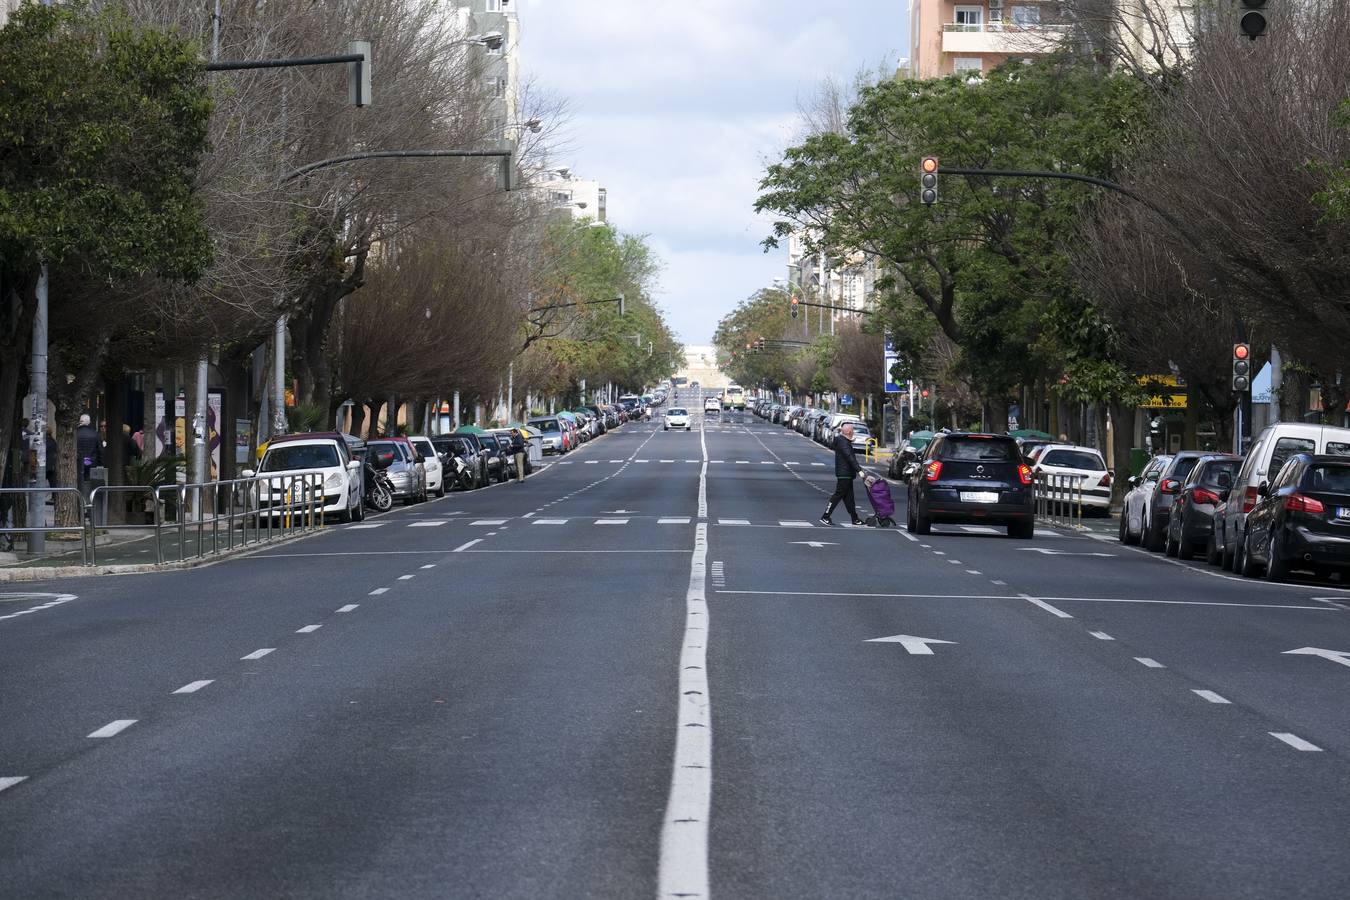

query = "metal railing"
[[0, 487, 92, 565], [1036, 472, 1085, 529], [1, 472, 327, 569]]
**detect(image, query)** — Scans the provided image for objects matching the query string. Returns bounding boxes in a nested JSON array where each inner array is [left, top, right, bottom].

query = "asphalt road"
[[3, 407, 1350, 898]]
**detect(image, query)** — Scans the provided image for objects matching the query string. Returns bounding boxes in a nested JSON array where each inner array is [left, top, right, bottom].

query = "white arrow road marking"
[[1283, 647, 1350, 669], [790, 541, 838, 548], [1019, 548, 1116, 557], [865, 634, 956, 655]]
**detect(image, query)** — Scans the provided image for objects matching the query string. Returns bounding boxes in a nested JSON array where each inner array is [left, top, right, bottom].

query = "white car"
[[1032, 444, 1112, 512], [704, 397, 722, 414], [664, 407, 692, 431], [408, 436, 446, 497], [247, 435, 364, 523]]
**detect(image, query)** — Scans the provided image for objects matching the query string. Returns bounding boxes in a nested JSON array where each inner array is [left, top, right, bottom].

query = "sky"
[[515, 1, 909, 347]]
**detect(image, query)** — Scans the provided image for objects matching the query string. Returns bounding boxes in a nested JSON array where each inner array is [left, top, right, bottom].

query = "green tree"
[[756, 55, 1153, 428], [0, 1, 211, 487]]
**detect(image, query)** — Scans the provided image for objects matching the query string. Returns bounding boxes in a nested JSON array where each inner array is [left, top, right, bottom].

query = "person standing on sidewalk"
[[75, 414, 101, 491], [509, 428, 527, 484], [821, 423, 865, 526]]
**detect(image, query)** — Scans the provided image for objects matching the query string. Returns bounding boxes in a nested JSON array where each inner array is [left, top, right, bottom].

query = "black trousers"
[[826, 476, 859, 521]]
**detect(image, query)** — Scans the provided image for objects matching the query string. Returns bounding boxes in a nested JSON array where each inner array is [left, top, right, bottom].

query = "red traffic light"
[[1233, 343, 1250, 361], [921, 156, 938, 173], [921, 389, 930, 399]]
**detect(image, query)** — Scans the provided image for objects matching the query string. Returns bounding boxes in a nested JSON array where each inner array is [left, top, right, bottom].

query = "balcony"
[[941, 22, 1071, 56]]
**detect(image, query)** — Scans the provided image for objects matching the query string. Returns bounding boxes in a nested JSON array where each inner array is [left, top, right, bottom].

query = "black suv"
[[907, 433, 1036, 538]]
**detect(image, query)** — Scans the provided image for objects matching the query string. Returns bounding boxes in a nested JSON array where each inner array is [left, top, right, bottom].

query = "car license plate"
[[960, 491, 999, 504], [1339, 507, 1350, 520]]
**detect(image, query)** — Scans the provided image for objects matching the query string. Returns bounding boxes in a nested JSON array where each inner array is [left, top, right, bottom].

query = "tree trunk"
[[349, 402, 367, 440], [1109, 400, 1136, 510]]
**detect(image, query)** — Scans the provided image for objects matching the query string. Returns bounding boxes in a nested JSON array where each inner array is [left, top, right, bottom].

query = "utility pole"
[[507, 362, 514, 422], [27, 264, 49, 553], [273, 316, 287, 436]]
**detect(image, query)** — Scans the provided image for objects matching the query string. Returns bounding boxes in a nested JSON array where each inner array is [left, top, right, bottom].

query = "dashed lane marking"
[[88, 720, 137, 739], [408, 520, 447, 527], [534, 519, 568, 525], [296, 625, 323, 633], [778, 520, 814, 528], [1193, 690, 1230, 704], [0, 777, 27, 793], [1134, 657, 1166, 668], [718, 519, 750, 526], [660, 518, 692, 525], [1022, 595, 1074, 619], [471, 519, 508, 526], [1090, 631, 1114, 641], [596, 518, 629, 525], [1270, 732, 1322, 752], [369, 588, 389, 596], [172, 680, 214, 694], [241, 648, 275, 660], [347, 523, 384, 530], [337, 604, 359, 613]]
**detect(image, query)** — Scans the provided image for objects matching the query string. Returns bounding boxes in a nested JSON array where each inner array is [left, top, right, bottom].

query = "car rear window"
[[262, 443, 339, 472], [532, 420, 560, 433], [1306, 465, 1350, 494], [941, 437, 1019, 462], [1170, 456, 1201, 480], [1269, 437, 1315, 474], [1041, 450, 1105, 470], [1199, 460, 1240, 486]]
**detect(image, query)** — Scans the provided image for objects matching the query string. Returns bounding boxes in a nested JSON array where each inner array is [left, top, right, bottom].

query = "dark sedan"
[[907, 432, 1036, 538], [1164, 454, 1241, 561], [1239, 453, 1350, 582]]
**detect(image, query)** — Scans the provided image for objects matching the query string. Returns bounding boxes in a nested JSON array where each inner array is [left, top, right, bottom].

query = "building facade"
[[0, 0, 20, 29], [786, 230, 876, 328], [535, 169, 608, 222], [909, 0, 1068, 78], [454, 0, 521, 140]]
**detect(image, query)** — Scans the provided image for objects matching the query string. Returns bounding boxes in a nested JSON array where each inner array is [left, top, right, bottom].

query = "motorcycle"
[[363, 451, 396, 512], [445, 452, 477, 491]]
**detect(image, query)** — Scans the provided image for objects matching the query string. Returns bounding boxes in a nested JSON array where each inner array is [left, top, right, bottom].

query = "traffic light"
[[920, 156, 938, 205], [1232, 343, 1251, 392], [1239, 0, 1268, 40], [790, 297, 800, 319]]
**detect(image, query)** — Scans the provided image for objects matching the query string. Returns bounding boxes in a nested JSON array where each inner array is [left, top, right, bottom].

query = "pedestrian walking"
[[75, 414, 101, 486], [821, 422, 865, 526], [510, 428, 527, 484]]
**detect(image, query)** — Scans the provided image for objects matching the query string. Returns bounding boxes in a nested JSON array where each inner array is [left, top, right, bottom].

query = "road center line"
[[1193, 689, 1230, 704], [296, 624, 322, 633], [172, 680, 213, 694], [241, 648, 274, 660], [369, 588, 389, 595], [1134, 657, 1166, 668], [1270, 732, 1322, 751], [337, 604, 359, 613], [659, 523, 711, 891]]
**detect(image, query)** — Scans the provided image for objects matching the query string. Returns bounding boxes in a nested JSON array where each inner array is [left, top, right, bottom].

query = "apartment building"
[[786, 231, 876, 327], [909, 0, 1068, 78], [0, 0, 20, 29], [454, 0, 521, 140], [535, 168, 608, 222]]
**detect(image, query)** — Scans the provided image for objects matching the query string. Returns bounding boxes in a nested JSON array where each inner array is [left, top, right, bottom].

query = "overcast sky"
[[515, 1, 908, 347]]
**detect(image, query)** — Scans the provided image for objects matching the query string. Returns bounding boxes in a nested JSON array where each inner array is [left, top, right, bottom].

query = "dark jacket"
[[509, 433, 526, 454], [75, 424, 102, 470], [832, 432, 861, 478]]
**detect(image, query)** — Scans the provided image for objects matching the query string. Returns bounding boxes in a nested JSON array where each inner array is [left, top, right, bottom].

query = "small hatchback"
[[907, 433, 1036, 538], [665, 408, 691, 431]]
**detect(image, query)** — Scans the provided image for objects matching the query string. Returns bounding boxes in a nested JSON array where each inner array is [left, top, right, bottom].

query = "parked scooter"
[[364, 450, 396, 512], [445, 453, 476, 492]]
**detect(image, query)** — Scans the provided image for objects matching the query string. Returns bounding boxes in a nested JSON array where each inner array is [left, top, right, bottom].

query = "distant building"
[[534, 168, 607, 222], [908, 0, 1069, 79], [0, 0, 20, 29], [453, 0, 521, 141], [786, 230, 876, 327]]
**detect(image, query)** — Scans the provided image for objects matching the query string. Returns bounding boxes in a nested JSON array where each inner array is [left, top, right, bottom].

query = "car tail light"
[[1285, 494, 1325, 514], [1192, 488, 1221, 505], [1160, 479, 1180, 494], [1098, 473, 1112, 487], [925, 460, 943, 481], [1242, 486, 1258, 513], [1018, 464, 1033, 485]]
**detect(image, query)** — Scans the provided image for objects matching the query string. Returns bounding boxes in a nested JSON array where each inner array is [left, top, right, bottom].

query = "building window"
[[486, 76, 506, 98], [486, 0, 502, 12], [954, 6, 983, 29], [953, 57, 983, 74], [1009, 5, 1040, 26]]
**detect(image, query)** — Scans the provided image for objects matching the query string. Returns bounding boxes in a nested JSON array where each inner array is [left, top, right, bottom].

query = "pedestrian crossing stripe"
[[471, 519, 508, 526], [533, 519, 568, 525], [658, 517, 691, 524], [719, 518, 750, 525], [408, 521, 448, 527], [595, 518, 629, 525], [779, 521, 813, 528]]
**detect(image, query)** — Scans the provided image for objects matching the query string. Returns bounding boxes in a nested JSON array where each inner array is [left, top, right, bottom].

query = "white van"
[[1216, 422, 1350, 568]]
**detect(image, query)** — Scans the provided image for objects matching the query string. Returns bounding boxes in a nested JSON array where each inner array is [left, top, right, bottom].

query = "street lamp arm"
[[792, 298, 869, 314], [281, 149, 512, 184], [526, 295, 625, 315]]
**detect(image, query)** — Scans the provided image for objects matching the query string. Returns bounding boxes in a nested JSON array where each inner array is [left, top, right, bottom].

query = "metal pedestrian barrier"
[[1, 472, 327, 569], [0, 487, 92, 565], [1036, 472, 1085, 529]]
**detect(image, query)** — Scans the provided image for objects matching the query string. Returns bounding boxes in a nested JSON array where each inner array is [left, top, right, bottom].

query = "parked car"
[[431, 435, 485, 490], [1216, 422, 1350, 571], [1238, 453, 1350, 581], [665, 407, 692, 431], [1118, 454, 1173, 548], [248, 432, 365, 523], [907, 432, 1036, 538], [476, 432, 513, 483], [1031, 444, 1112, 515], [529, 417, 568, 454], [849, 423, 874, 453], [407, 435, 446, 497], [1164, 454, 1242, 561], [365, 438, 427, 504], [1018, 439, 1053, 462]]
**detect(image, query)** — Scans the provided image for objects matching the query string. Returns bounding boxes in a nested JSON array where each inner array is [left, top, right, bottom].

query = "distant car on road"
[[665, 407, 692, 431], [907, 432, 1036, 538]]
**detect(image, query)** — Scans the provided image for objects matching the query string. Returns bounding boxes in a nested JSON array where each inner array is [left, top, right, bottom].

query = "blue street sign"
[[841, 394, 853, 406], [884, 334, 902, 393]]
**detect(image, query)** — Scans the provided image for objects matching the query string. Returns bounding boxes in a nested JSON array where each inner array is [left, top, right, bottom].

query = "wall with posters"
[[154, 392, 223, 480]]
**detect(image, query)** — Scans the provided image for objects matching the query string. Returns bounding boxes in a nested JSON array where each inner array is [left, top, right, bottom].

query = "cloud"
[[515, 1, 907, 344]]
